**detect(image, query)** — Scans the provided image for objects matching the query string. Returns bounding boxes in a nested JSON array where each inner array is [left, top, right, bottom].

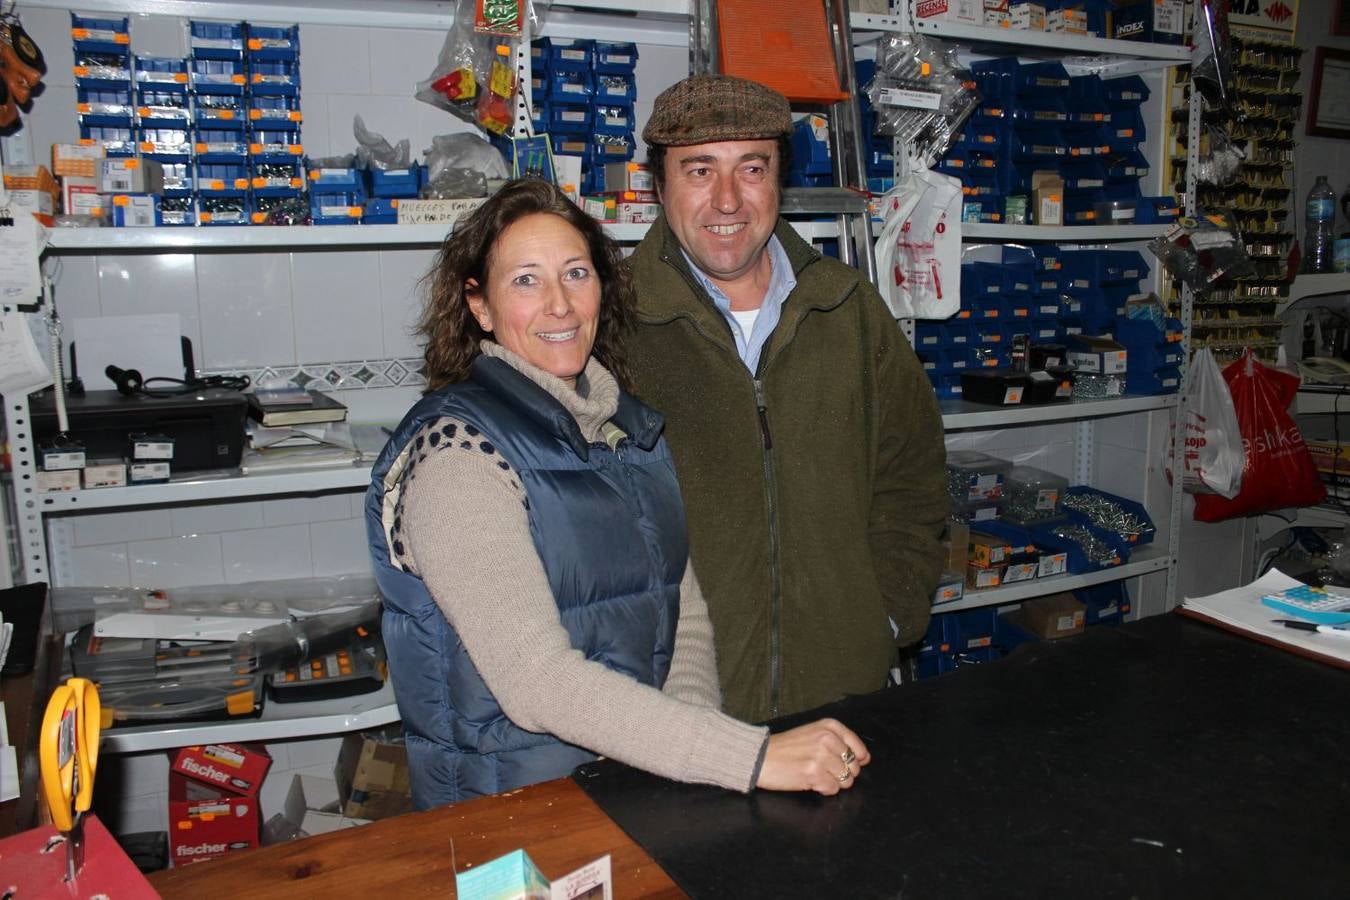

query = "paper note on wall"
[[0, 213, 45, 304], [72, 313, 185, 391], [0, 311, 53, 396]]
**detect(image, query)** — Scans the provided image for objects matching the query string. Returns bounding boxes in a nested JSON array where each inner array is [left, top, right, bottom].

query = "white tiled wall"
[[61, 491, 370, 586]]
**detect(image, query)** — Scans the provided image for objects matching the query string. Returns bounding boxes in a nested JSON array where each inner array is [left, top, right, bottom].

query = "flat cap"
[[643, 75, 793, 147]]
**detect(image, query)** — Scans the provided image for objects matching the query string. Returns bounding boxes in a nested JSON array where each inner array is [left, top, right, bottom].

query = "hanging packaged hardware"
[[477, 44, 515, 135], [476, 0, 524, 36]]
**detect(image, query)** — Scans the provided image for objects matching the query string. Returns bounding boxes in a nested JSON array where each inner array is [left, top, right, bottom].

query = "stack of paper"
[[1180, 569, 1350, 667]]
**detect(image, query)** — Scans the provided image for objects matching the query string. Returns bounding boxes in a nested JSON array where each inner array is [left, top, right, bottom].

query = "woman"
[[366, 178, 869, 809]]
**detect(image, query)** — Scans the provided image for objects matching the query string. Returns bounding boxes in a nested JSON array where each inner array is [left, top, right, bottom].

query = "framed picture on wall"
[[1307, 47, 1350, 139]]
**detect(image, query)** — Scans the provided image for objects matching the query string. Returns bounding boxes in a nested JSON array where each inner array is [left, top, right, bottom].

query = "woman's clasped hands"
[[756, 718, 870, 796]]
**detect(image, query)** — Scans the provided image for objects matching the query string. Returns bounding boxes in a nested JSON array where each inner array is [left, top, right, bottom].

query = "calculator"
[[1260, 585, 1350, 625]]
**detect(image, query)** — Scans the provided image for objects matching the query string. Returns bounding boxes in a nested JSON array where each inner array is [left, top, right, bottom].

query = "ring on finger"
[[841, 748, 856, 767], [836, 766, 851, 784]]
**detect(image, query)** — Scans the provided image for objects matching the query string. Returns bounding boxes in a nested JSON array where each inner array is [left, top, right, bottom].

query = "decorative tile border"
[[205, 358, 426, 392]]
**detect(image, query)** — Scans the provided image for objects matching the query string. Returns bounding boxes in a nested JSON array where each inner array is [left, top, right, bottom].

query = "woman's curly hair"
[[417, 178, 637, 393]]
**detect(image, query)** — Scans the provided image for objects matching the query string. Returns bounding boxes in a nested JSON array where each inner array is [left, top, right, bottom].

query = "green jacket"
[[626, 214, 949, 723]]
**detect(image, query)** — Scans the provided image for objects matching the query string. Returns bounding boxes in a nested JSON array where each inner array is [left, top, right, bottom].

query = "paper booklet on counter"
[[1178, 569, 1350, 669]]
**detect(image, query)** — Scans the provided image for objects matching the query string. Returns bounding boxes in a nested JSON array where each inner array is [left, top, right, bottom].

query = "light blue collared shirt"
[[682, 234, 798, 376]]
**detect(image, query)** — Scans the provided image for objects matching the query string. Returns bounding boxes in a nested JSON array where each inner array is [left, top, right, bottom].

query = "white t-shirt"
[[729, 307, 760, 343]]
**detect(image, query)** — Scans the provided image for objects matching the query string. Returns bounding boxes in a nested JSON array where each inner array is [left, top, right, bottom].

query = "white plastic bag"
[[1173, 348, 1245, 498], [874, 168, 962, 319]]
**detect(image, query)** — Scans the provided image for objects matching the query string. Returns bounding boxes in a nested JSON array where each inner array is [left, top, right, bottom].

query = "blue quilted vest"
[[366, 355, 684, 808]]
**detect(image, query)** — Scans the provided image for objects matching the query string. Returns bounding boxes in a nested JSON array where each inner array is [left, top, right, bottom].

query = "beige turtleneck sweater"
[[392, 342, 768, 792]]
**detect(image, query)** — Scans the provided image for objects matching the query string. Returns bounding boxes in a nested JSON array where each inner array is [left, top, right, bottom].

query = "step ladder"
[[688, 0, 877, 281]]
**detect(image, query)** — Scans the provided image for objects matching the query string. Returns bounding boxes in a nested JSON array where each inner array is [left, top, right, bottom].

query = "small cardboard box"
[[97, 157, 164, 195], [52, 142, 105, 178], [1015, 592, 1085, 639], [603, 161, 653, 194], [1031, 171, 1064, 226], [172, 743, 272, 796], [968, 531, 1012, 568], [82, 458, 126, 489], [966, 563, 1002, 590], [60, 175, 103, 217], [168, 776, 260, 866], [915, 0, 981, 23], [1067, 335, 1128, 375], [335, 728, 413, 820]]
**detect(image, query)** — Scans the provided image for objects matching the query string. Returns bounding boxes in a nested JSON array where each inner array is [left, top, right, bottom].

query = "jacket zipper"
[[753, 378, 784, 718]]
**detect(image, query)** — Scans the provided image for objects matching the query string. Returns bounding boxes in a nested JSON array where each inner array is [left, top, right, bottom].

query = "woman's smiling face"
[[466, 212, 602, 389]]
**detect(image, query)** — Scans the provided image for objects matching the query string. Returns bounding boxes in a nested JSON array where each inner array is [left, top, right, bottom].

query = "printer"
[[29, 387, 249, 471]]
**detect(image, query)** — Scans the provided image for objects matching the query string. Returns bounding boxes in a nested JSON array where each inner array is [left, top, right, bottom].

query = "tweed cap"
[[643, 75, 793, 147]]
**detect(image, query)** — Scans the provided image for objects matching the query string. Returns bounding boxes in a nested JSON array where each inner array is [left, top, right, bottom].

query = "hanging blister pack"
[[1147, 210, 1254, 292], [864, 34, 980, 170]]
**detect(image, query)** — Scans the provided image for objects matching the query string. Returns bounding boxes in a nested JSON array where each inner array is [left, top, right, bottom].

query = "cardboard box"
[[111, 194, 160, 227], [933, 573, 964, 606], [1067, 335, 1128, 375], [1015, 592, 1085, 639], [1031, 171, 1064, 226], [52, 142, 105, 178], [1307, 439, 1350, 474], [265, 774, 372, 842], [968, 531, 1012, 568], [97, 157, 164, 195], [1009, 2, 1045, 30], [966, 563, 1002, 590], [38, 469, 80, 492], [617, 200, 661, 224], [915, 0, 981, 23], [168, 775, 260, 866], [3, 167, 58, 225], [172, 743, 272, 796], [334, 728, 413, 820], [60, 175, 103, 217], [168, 744, 270, 867], [82, 459, 126, 488], [603, 161, 653, 194], [394, 197, 486, 226]]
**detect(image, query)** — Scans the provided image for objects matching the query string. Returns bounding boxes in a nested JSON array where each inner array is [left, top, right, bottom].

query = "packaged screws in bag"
[[1147, 210, 1254, 292]]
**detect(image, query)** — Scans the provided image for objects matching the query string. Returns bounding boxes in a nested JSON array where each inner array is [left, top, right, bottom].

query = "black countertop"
[[575, 615, 1348, 899]]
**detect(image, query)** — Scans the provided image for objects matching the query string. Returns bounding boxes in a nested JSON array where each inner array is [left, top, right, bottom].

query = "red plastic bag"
[[1193, 351, 1325, 522]]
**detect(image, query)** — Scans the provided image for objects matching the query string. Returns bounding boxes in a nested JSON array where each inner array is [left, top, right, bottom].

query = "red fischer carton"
[[168, 743, 271, 866]]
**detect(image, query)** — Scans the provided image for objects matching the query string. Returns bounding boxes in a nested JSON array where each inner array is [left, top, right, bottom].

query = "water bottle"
[[1339, 182, 1350, 273], [1302, 175, 1335, 274]]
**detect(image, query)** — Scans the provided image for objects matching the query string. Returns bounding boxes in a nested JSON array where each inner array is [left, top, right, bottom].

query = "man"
[[625, 74, 950, 724]]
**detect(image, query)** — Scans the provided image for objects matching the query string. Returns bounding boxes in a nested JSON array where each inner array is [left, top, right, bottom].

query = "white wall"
[[1293, 5, 1350, 238]]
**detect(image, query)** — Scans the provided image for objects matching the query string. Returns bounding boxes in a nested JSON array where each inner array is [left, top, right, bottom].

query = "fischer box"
[[169, 743, 270, 866], [168, 776, 261, 866], [172, 743, 271, 796]]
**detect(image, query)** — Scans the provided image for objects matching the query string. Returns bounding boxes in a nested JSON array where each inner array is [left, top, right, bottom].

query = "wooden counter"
[[148, 777, 684, 898]]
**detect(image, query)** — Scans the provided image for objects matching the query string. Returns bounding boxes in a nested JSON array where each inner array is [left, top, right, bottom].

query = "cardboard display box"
[[335, 727, 414, 820]]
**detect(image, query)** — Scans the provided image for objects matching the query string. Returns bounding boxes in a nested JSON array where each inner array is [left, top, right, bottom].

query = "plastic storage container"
[[1002, 465, 1069, 524], [946, 451, 1013, 504]]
